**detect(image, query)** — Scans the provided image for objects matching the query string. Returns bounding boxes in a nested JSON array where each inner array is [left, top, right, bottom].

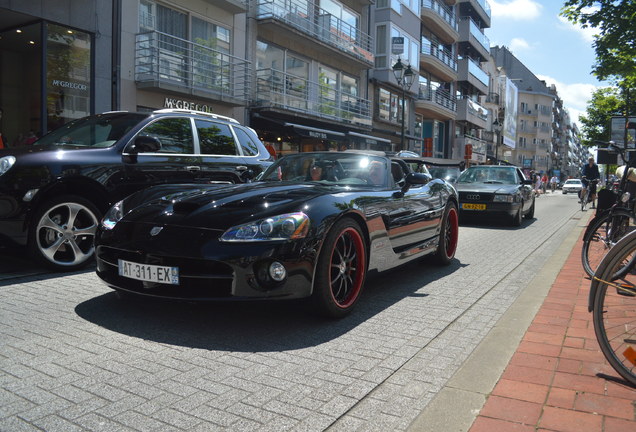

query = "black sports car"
[[455, 165, 535, 226], [95, 151, 459, 318]]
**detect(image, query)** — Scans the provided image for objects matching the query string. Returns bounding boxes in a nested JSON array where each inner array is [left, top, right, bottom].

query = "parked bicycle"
[[588, 228, 636, 386], [581, 142, 636, 278]]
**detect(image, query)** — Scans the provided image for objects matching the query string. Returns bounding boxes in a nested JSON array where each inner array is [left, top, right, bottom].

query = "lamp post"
[[492, 118, 502, 164], [392, 58, 415, 151]]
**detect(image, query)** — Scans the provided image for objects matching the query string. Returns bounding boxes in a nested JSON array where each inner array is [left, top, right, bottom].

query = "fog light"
[[269, 261, 286, 281]]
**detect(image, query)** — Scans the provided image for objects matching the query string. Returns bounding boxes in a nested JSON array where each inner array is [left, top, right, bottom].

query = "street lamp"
[[492, 118, 502, 164], [392, 58, 415, 151]]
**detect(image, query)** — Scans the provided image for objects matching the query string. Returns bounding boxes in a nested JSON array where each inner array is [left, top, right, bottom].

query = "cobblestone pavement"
[[1, 193, 584, 431]]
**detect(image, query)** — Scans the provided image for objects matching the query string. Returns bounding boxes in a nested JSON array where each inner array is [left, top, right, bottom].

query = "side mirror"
[[127, 136, 161, 154], [405, 172, 432, 186], [522, 179, 533, 185]]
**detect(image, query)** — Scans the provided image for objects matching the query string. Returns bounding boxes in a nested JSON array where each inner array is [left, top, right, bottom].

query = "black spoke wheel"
[[434, 203, 459, 265], [312, 219, 366, 318], [582, 209, 636, 278], [592, 231, 636, 386]]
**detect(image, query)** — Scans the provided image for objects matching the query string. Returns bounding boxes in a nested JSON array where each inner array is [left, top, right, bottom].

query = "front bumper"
[[95, 223, 318, 301], [459, 201, 521, 218]]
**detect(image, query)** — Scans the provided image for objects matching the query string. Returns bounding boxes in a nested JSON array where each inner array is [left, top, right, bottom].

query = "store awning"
[[284, 122, 346, 141], [347, 131, 392, 145]]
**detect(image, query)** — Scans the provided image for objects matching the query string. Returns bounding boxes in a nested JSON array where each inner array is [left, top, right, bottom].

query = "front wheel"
[[592, 232, 636, 386], [511, 204, 523, 226], [524, 198, 535, 220], [581, 209, 636, 278], [28, 195, 101, 271], [311, 219, 367, 318]]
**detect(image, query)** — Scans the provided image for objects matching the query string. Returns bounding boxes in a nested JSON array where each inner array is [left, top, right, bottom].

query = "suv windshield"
[[35, 113, 146, 148]]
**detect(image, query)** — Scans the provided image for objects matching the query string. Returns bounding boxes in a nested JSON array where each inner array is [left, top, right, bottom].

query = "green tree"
[[577, 87, 624, 145], [561, 0, 636, 84]]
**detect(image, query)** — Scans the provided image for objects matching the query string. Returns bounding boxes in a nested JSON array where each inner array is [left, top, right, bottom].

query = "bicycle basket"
[[597, 188, 618, 212]]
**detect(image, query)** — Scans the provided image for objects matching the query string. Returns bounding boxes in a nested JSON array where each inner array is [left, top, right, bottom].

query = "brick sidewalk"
[[469, 229, 636, 432]]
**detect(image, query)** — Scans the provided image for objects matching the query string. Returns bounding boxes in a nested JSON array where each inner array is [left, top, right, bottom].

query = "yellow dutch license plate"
[[462, 203, 486, 210]]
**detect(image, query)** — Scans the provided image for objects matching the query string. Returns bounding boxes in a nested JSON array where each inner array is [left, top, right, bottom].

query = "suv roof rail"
[[153, 108, 239, 124]]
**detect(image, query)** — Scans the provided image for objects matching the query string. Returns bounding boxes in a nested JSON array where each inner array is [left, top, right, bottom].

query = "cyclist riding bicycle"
[[581, 156, 601, 209]]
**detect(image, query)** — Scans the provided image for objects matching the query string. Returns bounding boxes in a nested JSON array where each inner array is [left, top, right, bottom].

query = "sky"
[[486, 0, 606, 127]]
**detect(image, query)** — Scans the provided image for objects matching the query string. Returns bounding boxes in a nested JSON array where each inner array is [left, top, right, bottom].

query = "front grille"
[[460, 192, 494, 202], [97, 246, 233, 298]]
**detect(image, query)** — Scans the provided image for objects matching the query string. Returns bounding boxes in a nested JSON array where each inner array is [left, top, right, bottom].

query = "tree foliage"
[[577, 87, 624, 146], [561, 0, 636, 85]]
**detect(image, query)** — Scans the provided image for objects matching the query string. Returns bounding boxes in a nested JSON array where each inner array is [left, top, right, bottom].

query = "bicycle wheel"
[[592, 230, 636, 386], [581, 190, 588, 211], [582, 209, 636, 278]]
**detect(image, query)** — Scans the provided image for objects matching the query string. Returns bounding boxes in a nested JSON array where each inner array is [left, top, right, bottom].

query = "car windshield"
[[35, 113, 146, 148], [428, 166, 460, 183], [457, 167, 518, 185], [565, 180, 581, 184], [258, 152, 390, 187]]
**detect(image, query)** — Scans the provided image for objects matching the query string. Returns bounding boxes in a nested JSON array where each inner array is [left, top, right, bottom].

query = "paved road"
[[0, 192, 585, 431]]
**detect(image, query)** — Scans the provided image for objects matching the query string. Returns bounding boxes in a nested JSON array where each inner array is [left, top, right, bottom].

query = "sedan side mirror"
[[127, 136, 161, 154], [522, 179, 533, 185]]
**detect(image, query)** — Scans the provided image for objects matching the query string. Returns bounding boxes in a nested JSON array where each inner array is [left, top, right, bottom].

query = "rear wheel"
[[433, 202, 458, 265], [28, 195, 101, 271], [311, 219, 367, 318]]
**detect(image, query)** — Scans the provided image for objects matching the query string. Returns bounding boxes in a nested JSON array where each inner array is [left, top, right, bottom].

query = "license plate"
[[462, 203, 486, 210], [118, 259, 179, 285]]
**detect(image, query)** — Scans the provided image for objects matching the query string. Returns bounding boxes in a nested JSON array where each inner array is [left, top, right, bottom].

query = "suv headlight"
[[0, 156, 16, 176], [220, 212, 310, 242], [101, 200, 125, 230], [493, 194, 514, 203]]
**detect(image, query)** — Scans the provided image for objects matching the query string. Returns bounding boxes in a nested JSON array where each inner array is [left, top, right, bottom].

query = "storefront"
[[0, 3, 112, 148]]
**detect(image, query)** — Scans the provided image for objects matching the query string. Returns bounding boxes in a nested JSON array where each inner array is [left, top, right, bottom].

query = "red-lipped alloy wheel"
[[443, 207, 459, 260], [329, 227, 366, 308]]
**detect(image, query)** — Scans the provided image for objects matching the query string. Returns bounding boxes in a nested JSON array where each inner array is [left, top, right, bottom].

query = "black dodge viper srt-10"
[[95, 151, 459, 318]]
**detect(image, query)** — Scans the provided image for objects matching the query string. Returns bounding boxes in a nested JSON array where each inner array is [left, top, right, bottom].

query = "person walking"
[[581, 156, 600, 208]]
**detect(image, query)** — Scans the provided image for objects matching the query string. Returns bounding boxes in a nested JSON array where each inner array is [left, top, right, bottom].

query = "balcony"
[[457, 57, 488, 94], [458, 0, 491, 28], [204, 0, 247, 13], [420, 41, 458, 82], [458, 17, 490, 61], [456, 135, 488, 163], [415, 85, 457, 121], [135, 31, 250, 105], [253, 68, 372, 127], [421, 0, 459, 44], [456, 97, 488, 129], [256, 0, 373, 67]]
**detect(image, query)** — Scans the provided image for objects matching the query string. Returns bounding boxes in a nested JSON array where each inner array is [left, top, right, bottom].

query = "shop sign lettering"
[[308, 131, 327, 139], [164, 98, 212, 113], [51, 79, 88, 91]]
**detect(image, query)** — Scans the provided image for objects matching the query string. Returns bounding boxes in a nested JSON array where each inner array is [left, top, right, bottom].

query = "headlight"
[[0, 156, 16, 176], [101, 200, 125, 230], [220, 212, 310, 242], [493, 194, 514, 203]]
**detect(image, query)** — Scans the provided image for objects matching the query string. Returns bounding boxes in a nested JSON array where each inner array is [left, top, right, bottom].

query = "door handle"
[[185, 166, 201, 171], [235, 165, 248, 171]]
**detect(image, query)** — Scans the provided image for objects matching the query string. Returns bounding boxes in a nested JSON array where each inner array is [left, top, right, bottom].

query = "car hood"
[[454, 182, 520, 194], [119, 182, 340, 230]]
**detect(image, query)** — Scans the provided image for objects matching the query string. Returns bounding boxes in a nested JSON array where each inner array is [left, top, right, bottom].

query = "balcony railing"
[[421, 41, 457, 71], [421, 0, 458, 31], [256, 0, 373, 64], [254, 68, 372, 126], [466, 17, 490, 52], [417, 85, 457, 112], [466, 58, 488, 87], [135, 31, 250, 103]]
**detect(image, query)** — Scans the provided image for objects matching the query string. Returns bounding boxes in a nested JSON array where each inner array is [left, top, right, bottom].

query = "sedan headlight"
[[0, 156, 16, 176], [493, 194, 515, 203], [101, 200, 125, 230], [220, 212, 310, 242]]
